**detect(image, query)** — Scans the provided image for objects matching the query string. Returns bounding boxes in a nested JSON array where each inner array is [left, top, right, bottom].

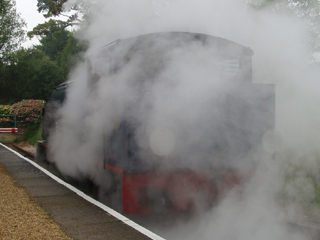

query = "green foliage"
[[0, 116, 12, 127], [27, 21, 88, 78], [0, 48, 64, 101], [0, 105, 13, 127], [35, 0, 95, 38], [27, 19, 72, 39], [0, 99, 45, 128], [0, 0, 26, 61], [56, 32, 88, 76], [39, 28, 70, 60], [313, 183, 320, 204], [282, 155, 320, 205], [0, 100, 44, 144], [37, 0, 68, 17], [35, 0, 84, 34], [10, 99, 45, 126], [1, 28, 86, 103], [0, 105, 12, 115], [23, 124, 43, 145], [248, 0, 320, 57]]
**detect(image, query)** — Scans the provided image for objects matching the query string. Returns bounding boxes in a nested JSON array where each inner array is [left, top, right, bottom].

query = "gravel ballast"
[[0, 163, 72, 239]]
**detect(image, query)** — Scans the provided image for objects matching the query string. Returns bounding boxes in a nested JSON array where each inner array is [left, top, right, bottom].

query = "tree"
[[39, 28, 69, 61], [28, 20, 71, 61], [36, 0, 88, 28], [37, 0, 68, 17], [248, 0, 320, 57], [55, 32, 88, 77], [27, 18, 71, 39], [0, 0, 26, 61], [288, 0, 320, 54], [29, 25, 87, 81], [1, 48, 64, 101]]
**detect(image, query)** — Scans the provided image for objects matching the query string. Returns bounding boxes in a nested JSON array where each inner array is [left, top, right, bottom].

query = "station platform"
[[0, 143, 164, 240]]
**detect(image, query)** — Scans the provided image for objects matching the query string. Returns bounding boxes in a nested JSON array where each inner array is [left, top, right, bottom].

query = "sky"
[[15, 0, 45, 47]]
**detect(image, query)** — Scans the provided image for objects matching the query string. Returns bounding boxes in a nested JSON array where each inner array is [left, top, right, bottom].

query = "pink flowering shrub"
[[10, 99, 45, 127], [0, 100, 45, 128], [0, 105, 13, 127], [0, 105, 12, 115], [0, 117, 12, 127]]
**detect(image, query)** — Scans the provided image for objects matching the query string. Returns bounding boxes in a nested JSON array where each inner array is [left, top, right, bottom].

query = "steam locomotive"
[[37, 32, 275, 214]]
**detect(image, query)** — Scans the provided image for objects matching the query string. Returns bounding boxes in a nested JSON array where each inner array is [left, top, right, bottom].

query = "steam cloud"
[[47, 0, 320, 239]]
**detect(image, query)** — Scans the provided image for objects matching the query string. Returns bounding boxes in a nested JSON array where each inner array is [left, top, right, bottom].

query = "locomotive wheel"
[[97, 171, 123, 213]]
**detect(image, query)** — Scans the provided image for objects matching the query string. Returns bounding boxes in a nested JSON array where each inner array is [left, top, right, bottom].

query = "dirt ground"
[[0, 162, 72, 239]]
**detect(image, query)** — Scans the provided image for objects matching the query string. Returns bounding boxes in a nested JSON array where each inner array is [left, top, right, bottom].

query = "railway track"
[[10, 143, 35, 160]]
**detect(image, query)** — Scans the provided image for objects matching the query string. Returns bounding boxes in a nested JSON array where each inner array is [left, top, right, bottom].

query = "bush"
[[10, 99, 45, 127], [23, 124, 43, 145], [0, 105, 13, 127], [0, 100, 45, 144], [0, 105, 12, 115]]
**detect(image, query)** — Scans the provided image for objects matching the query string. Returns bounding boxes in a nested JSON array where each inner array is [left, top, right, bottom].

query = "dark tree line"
[[0, 0, 87, 103], [2, 0, 320, 102], [0, 29, 87, 102]]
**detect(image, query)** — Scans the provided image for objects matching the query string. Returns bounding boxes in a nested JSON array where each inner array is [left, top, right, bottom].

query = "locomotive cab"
[[88, 32, 275, 214], [41, 82, 71, 141]]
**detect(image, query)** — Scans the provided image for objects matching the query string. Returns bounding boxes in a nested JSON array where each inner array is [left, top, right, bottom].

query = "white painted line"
[[0, 142, 165, 240]]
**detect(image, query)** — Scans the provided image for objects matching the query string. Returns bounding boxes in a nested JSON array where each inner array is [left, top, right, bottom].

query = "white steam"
[[47, 0, 320, 239], [149, 128, 176, 156]]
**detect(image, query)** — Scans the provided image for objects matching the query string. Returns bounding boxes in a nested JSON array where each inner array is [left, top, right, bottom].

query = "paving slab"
[[15, 176, 58, 187], [0, 144, 161, 240]]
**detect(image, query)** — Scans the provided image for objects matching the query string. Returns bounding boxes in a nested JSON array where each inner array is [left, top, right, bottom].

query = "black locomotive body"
[[38, 32, 275, 214]]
